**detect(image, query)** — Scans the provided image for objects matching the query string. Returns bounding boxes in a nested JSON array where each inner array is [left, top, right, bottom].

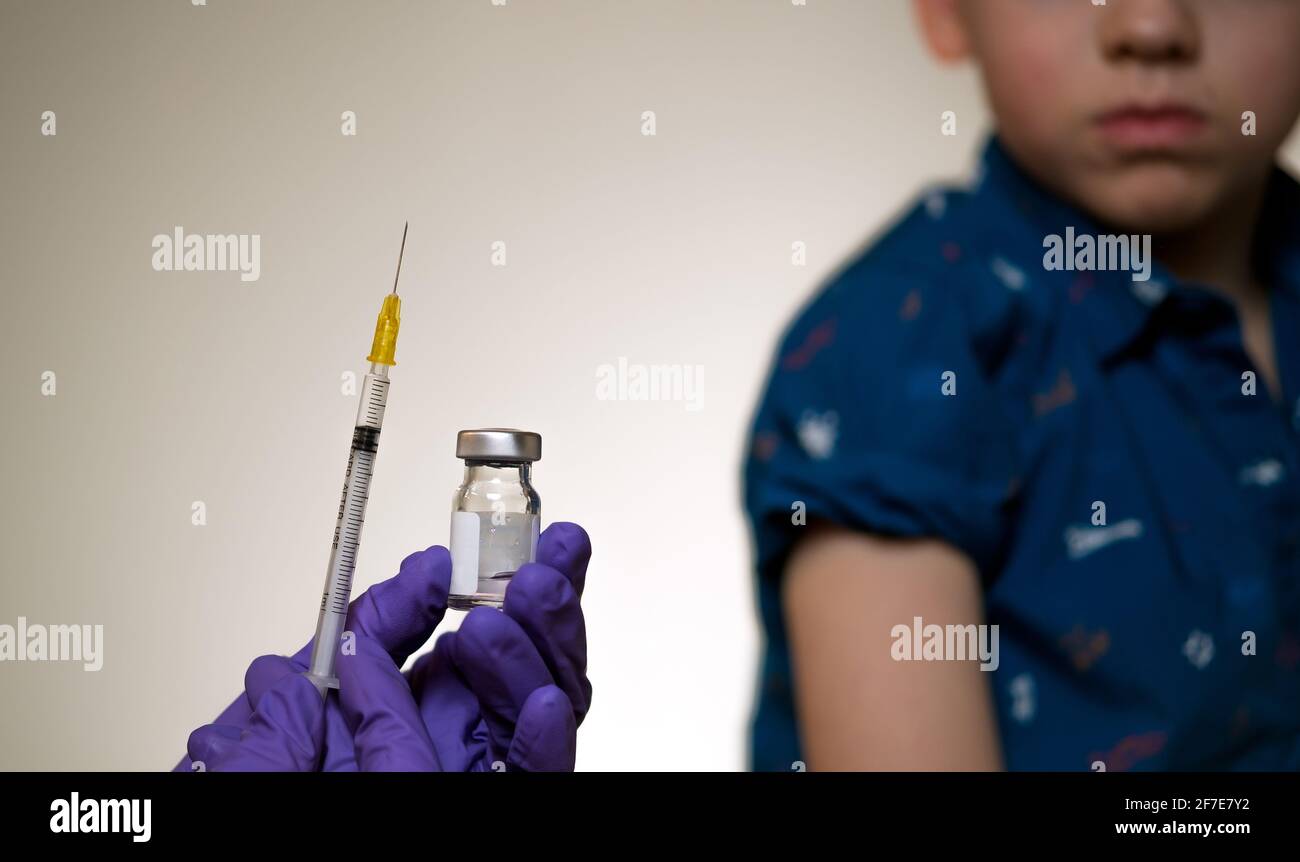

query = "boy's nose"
[[1099, 0, 1200, 65]]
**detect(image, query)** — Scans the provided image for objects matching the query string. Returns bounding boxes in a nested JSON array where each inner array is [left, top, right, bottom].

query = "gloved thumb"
[[187, 663, 325, 771], [336, 633, 441, 771]]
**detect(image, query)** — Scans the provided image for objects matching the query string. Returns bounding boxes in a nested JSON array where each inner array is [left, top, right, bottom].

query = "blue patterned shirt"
[[744, 137, 1300, 771]]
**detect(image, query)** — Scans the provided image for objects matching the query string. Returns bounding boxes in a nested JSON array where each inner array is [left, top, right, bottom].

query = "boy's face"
[[916, 0, 1300, 234]]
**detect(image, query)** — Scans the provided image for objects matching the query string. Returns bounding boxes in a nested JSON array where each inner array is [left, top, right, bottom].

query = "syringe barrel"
[[304, 364, 390, 694], [354, 363, 390, 429]]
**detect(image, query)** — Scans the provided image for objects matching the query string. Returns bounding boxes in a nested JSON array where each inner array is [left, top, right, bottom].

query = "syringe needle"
[[305, 225, 407, 696], [392, 221, 408, 294], [367, 227, 404, 367]]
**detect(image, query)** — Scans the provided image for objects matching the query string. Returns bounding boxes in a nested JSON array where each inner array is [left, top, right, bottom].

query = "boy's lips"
[[1093, 104, 1209, 152]]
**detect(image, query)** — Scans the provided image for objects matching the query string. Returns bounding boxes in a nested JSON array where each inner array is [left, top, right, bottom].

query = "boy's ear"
[[913, 0, 972, 63]]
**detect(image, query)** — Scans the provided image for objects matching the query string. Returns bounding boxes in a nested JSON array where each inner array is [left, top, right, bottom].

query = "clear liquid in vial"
[[449, 511, 539, 609]]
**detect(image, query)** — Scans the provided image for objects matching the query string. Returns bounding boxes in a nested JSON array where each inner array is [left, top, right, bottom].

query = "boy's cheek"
[[1208, 1, 1300, 105], [980, 51, 1085, 150], [1214, 44, 1300, 151], [965, 14, 1095, 147]]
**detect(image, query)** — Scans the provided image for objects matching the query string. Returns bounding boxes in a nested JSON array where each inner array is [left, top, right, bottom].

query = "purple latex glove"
[[180, 522, 591, 772]]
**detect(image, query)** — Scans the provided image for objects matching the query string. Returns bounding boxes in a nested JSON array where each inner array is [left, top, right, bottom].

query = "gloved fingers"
[[184, 724, 242, 770], [187, 670, 325, 771], [187, 546, 449, 770], [173, 693, 252, 771], [506, 685, 576, 772], [535, 522, 592, 598], [174, 649, 309, 770], [234, 671, 326, 771], [319, 706, 359, 772], [407, 633, 486, 772], [289, 545, 452, 672], [337, 632, 440, 771], [450, 607, 557, 756], [244, 654, 300, 707], [345, 545, 452, 667], [242, 652, 357, 771], [502, 562, 591, 724], [180, 546, 448, 770]]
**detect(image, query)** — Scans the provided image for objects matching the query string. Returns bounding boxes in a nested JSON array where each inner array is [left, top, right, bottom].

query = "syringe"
[[305, 223, 407, 696]]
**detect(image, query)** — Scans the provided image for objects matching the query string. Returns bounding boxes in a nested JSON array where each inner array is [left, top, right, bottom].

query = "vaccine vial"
[[448, 429, 541, 610]]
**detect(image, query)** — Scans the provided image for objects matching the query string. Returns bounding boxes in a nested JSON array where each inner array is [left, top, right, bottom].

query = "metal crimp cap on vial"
[[456, 428, 542, 463]]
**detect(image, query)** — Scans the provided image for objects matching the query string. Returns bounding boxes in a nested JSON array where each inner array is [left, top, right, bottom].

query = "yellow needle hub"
[[367, 222, 407, 366], [367, 293, 401, 365]]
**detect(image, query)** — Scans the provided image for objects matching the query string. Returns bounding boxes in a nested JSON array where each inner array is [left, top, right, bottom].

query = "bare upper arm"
[[782, 523, 1004, 771]]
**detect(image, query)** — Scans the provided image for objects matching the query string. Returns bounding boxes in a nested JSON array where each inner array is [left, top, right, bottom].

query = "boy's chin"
[[1071, 167, 1228, 236]]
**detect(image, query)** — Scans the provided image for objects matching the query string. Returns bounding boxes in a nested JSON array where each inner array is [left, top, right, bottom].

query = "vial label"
[[449, 512, 481, 596], [449, 511, 540, 599]]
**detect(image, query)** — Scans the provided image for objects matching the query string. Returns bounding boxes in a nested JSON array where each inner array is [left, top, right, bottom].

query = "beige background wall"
[[2, 0, 1297, 771]]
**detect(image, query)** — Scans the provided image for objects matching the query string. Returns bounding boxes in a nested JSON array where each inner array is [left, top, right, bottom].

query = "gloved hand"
[[179, 522, 591, 772]]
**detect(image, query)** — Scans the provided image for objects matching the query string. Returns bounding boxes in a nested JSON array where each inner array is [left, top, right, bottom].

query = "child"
[[745, 0, 1300, 770]]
